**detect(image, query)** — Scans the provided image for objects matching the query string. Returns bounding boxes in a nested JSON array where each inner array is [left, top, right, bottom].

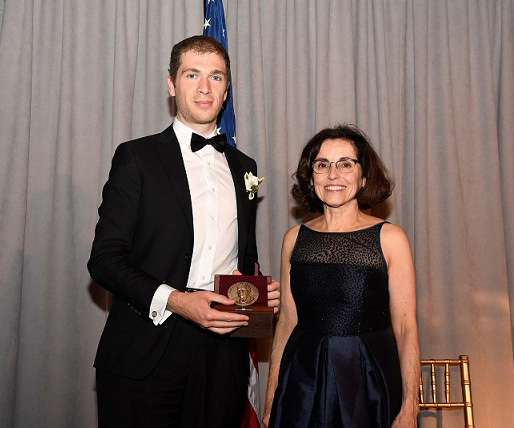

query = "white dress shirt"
[[149, 118, 238, 325]]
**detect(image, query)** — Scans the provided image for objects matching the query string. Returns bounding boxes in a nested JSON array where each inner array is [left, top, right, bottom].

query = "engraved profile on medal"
[[228, 281, 259, 307]]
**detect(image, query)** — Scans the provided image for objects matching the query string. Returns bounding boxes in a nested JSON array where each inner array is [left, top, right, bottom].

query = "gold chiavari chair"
[[419, 355, 475, 427]]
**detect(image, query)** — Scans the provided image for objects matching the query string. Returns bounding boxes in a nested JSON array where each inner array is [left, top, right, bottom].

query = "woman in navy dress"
[[263, 125, 420, 428]]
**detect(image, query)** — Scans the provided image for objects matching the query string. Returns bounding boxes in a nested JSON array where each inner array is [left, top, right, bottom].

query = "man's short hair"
[[168, 35, 231, 85]]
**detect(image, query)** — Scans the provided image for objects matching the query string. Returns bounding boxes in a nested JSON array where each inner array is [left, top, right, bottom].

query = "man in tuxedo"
[[88, 35, 279, 428]]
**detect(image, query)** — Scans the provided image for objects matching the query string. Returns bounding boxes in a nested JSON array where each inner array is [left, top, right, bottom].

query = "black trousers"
[[96, 317, 249, 428]]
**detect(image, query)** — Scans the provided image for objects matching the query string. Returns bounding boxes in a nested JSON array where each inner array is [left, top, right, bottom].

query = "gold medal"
[[227, 281, 259, 307]]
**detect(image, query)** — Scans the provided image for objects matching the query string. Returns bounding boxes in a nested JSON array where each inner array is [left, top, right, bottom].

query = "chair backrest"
[[419, 354, 474, 427]]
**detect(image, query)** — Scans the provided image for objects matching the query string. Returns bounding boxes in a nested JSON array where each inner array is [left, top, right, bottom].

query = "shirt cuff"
[[149, 284, 176, 326]]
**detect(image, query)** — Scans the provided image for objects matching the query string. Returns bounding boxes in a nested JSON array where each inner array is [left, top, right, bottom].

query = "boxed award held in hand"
[[213, 274, 274, 338]]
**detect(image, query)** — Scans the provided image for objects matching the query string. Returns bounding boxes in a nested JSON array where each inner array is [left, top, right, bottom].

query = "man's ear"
[[167, 76, 176, 97], [223, 82, 230, 102]]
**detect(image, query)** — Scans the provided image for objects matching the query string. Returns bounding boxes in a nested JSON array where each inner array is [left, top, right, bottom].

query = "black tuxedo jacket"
[[88, 125, 259, 379]]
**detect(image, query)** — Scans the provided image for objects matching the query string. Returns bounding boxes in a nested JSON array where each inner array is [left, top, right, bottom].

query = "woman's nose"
[[327, 162, 340, 179]]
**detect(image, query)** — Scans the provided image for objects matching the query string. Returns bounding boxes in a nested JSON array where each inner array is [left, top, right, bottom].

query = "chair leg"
[[459, 355, 474, 428]]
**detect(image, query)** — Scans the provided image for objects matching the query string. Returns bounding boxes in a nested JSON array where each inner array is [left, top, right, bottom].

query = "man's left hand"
[[267, 279, 280, 313]]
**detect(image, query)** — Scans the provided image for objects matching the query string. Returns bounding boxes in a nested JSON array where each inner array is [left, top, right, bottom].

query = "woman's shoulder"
[[380, 221, 408, 239], [281, 224, 301, 256], [283, 224, 302, 244], [380, 221, 412, 258]]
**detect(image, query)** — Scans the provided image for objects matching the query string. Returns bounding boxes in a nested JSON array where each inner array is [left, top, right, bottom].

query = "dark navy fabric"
[[269, 223, 402, 427]]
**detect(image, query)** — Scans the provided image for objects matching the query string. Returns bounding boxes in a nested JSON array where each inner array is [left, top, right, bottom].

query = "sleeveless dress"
[[269, 222, 402, 428]]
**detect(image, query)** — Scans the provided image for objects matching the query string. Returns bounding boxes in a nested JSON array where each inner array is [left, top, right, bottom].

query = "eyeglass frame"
[[311, 157, 361, 174]]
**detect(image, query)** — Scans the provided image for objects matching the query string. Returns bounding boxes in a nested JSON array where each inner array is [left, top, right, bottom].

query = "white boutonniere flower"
[[244, 172, 265, 200]]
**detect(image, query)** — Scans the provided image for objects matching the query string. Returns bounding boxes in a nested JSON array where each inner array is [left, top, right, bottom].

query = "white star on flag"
[[203, 0, 236, 147]]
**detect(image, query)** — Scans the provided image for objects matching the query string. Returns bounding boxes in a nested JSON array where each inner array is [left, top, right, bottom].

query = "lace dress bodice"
[[290, 222, 390, 336]]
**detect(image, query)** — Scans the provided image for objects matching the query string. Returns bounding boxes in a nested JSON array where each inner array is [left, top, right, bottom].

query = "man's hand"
[[267, 279, 280, 313], [232, 269, 280, 313], [167, 290, 248, 335]]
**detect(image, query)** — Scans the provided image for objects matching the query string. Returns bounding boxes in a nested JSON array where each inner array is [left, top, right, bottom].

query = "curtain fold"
[[1, 1, 512, 426]]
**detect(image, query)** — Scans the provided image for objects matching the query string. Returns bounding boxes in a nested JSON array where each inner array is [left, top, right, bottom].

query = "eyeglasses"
[[312, 158, 360, 174]]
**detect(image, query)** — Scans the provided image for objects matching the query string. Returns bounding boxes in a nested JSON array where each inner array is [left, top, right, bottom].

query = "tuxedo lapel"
[[154, 128, 251, 265], [224, 146, 251, 264], [155, 125, 193, 234]]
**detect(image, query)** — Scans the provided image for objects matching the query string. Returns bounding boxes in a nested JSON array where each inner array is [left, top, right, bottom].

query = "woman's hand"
[[391, 408, 418, 428], [261, 404, 272, 428]]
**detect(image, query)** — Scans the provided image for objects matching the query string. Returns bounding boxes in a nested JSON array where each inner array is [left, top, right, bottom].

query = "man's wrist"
[[166, 288, 184, 313], [149, 284, 176, 325]]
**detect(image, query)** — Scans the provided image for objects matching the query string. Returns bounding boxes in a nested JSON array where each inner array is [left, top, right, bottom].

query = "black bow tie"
[[190, 133, 227, 153]]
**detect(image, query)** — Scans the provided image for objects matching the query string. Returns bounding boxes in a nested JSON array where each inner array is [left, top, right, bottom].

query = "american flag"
[[203, 0, 236, 147], [203, 2, 261, 427]]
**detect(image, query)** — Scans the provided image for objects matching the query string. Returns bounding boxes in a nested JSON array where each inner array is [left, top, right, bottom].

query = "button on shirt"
[[149, 118, 239, 325]]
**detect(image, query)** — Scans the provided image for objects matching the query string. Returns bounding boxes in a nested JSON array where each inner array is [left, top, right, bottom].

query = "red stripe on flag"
[[241, 398, 260, 428]]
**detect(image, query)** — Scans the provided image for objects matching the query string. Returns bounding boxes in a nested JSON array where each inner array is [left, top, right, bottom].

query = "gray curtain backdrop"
[[1, 0, 512, 426]]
